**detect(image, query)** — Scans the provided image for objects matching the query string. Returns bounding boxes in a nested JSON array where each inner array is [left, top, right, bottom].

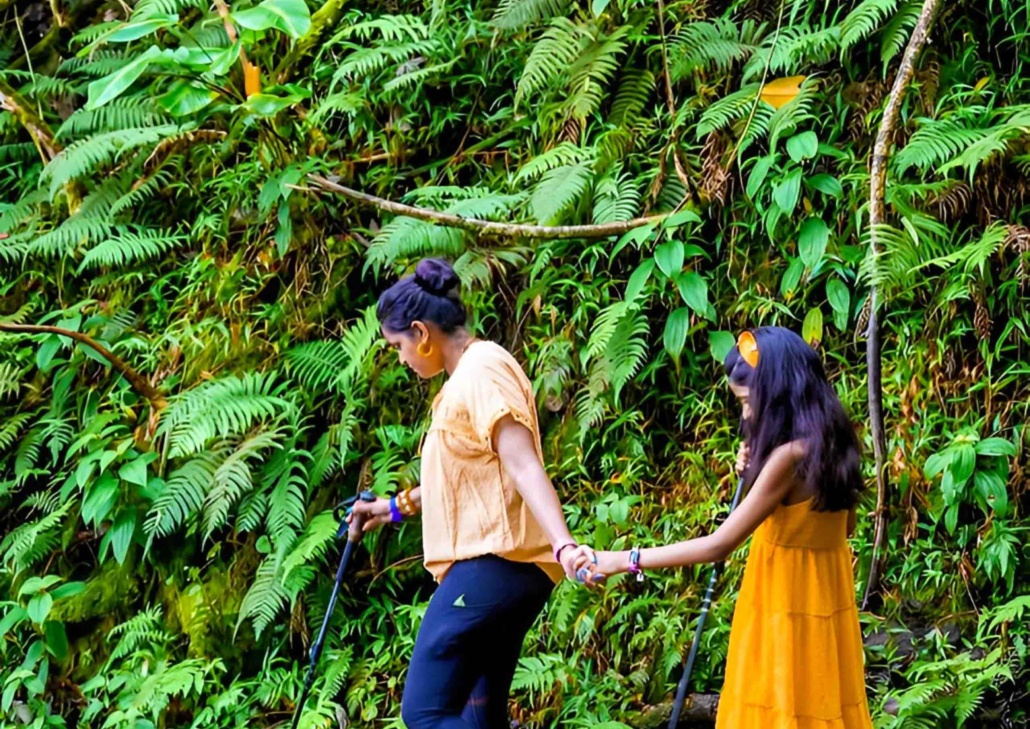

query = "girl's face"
[[730, 382, 752, 421], [382, 322, 444, 379]]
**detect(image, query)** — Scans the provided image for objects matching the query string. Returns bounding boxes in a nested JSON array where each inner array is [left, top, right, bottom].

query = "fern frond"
[[669, 19, 757, 80], [530, 162, 593, 224], [364, 217, 467, 272], [40, 124, 184, 199], [27, 217, 113, 259], [491, 0, 569, 30], [565, 26, 629, 120], [284, 307, 380, 396], [0, 502, 72, 573], [516, 18, 585, 107], [160, 371, 294, 458], [57, 99, 169, 141], [696, 83, 760, 138], [840, 0, 897, 52], [608, 69, 655, 128], [131, 0, 205, 20], [880, 0, 922, 66], [145, 450, 225, 538], [592, 170, 640, 223], [109, 168, 175, 217], [202, 428, 286, 541], [78, 226, 190, 271]]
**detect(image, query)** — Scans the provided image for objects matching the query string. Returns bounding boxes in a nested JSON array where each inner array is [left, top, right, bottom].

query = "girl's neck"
[[441, 328, 477, 376]]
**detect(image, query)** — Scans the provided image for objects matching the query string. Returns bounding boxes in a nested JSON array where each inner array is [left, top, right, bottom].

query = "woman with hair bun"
[[348, 258, 594, 729]]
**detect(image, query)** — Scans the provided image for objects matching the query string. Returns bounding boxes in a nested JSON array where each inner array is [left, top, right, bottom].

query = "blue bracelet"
[[389, 496, 404, 523]]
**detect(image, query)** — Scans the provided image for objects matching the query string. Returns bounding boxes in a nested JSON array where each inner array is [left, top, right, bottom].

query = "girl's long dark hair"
[[724, 326, 863, 511]]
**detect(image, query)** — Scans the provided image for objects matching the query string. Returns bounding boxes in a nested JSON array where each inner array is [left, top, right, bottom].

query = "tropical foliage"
[[1, 0, 1028, 726]]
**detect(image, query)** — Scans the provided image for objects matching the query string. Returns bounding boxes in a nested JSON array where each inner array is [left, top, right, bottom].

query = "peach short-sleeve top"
[[419, 341, 563, 584]]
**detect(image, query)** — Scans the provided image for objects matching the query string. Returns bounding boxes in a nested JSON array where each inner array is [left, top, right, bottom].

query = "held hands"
[[573, 550, 626, 586]]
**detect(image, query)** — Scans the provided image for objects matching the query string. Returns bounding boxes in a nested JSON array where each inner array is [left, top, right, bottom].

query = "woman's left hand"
[[559, 545, 598, 586], [571, 549, 627, 586]]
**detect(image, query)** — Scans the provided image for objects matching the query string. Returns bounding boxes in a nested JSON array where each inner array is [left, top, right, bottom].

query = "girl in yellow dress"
[[580, 326, 874, 729]]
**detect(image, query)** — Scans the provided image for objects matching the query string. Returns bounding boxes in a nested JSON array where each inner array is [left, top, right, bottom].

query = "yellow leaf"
[[243, 60, 261, 98], [973, 76, 990, 93], [759, 75, 806, 109]]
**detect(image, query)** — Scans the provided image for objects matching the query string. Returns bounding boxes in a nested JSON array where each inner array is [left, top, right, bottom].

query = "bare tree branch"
[[862, 0, 943, 608], [0, 323, 167, 409], [304, 174, 666, 240]]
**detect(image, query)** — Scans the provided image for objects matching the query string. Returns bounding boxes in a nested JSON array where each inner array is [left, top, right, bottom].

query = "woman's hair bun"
[[414, 258, 460, 297]]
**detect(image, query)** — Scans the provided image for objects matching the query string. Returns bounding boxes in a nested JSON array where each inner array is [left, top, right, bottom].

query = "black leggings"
[[400, 555, 554, 729]]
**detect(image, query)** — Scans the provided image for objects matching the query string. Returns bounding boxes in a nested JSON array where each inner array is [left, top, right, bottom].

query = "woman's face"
[[382, 323, 444, 379], [730, 382, 752, 421]]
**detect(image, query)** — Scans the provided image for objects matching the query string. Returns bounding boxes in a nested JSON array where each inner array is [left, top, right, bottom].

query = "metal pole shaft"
[[667, 476, 747, 729], [291, 536, 357, 729]]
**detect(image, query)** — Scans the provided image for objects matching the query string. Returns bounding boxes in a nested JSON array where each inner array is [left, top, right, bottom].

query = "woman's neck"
[[441, 328, 476, 376]]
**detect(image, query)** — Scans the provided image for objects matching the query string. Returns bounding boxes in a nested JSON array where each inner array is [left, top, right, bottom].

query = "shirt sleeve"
[[466, 357, 536, 448]]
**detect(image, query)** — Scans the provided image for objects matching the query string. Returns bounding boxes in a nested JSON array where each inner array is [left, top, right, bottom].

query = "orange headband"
[[737, 331, 759, 368]]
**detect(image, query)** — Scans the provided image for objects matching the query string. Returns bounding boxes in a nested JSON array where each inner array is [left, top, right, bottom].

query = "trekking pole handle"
[[334, 490, 377, 541]]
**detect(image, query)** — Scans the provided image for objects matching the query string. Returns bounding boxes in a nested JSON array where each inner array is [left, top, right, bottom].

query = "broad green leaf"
[[104, 14, 177, 42], [677, 272, 708, 315], [591, 0, 611, 14], [780, 257, 804, 297], [746, 154, 775, 200], [159, 80, 219, 117], [80, 342, 113, 367], [975, 438, 1016, 457], [826, 278, 850, 330], [661, 209, 701, 229], [951, 444, 977, 488], [654, 240, 684, 278], [807, 173, 843, 198], [86, 46, 163, 110], [108, 510, 137, 565], [243, 92, 304, 116], [82, 473, 119, 526], [624, 260, 655, 303], [275, 204, 292, 257], [37, 334, 62, 372], [119, 453, 156, 488], [924, 452, 950, 479], [233, 0, 311, 38], [18, 576, 61, 596], [663, 307, 690, 360], [709, 330, 735, 362], [772, 168, 802, 213], [49, 582, 86, 601], [974, 470, 1009, 516], [798, 217, 829, 268], [786, 131, 818, 162], [0, 607, 27, 639], [27, 593, 53, 625], [802, 308, 823, 347], [44, 621, 68, 660], [944, 504, 959, 534]]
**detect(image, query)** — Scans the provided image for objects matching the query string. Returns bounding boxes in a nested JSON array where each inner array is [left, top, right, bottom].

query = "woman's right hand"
[[735, 442, 750, 477], [346, 497, 393, 533]]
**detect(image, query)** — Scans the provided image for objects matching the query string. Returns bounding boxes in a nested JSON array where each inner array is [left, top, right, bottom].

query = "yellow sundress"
[[715, 499, 873, 729]]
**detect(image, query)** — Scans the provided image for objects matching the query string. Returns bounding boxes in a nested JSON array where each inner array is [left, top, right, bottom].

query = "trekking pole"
[[290, 490, 376, 729], [667, 475, 747, 729]]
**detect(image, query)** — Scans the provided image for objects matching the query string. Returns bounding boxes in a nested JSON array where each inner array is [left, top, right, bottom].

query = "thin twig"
[[0, 323, 167, 409], [861, 0, 942, 608], [302, 175, 666, 240]]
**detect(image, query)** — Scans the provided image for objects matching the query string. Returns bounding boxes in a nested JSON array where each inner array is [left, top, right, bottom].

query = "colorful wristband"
[[628, 547, 644, 581], [389, 496, 404, 523]]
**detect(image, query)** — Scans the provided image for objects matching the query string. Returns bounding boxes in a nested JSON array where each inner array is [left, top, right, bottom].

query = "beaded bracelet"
[[397, 488, 417, 517]]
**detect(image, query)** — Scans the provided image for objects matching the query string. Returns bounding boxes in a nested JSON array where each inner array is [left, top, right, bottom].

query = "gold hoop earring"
[[417, 341, 434, 358]]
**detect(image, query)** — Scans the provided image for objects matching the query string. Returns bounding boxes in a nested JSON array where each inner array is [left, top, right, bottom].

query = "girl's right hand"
[[346, 497, 392, 533], [735, 442, 750, 476]]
